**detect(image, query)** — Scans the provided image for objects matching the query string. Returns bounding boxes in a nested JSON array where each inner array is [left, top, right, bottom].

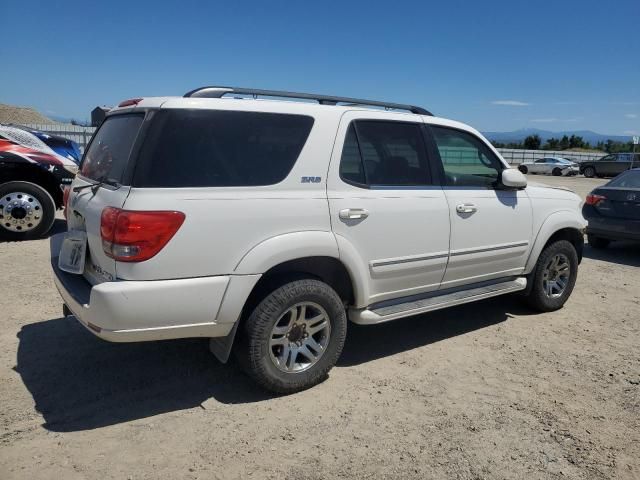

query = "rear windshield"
[[133, 109, 314, 188], [80, 114, 144, 182], [607, 170, 640, 188]]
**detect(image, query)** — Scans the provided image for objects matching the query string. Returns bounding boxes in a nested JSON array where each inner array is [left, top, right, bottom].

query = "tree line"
[[491, 134, 636, 153]]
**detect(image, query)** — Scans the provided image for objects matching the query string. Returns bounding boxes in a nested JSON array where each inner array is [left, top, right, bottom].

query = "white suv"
[[51, 86, 586, 393]]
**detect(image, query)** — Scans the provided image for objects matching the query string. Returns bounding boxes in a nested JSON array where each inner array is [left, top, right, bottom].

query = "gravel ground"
[[1, 176, 639, 480]]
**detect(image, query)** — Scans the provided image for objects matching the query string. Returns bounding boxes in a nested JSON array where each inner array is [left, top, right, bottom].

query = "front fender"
[[524, 210, 586, 274]]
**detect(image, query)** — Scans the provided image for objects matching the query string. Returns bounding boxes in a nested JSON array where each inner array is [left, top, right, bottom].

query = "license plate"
[[58, 230, 88, 274]]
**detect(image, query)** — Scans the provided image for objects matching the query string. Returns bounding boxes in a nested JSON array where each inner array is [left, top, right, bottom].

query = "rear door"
[[66, 113, 145, 284], [597, 154, 619, 176], [613, 154, 633, 176], [327, 112, 450, 305]]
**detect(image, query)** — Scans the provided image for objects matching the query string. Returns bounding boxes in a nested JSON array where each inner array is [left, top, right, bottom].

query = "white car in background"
[[518, 157, 579, 176]]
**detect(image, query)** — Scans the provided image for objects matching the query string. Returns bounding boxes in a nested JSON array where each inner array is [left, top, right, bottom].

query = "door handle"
[[339, 208, 369, 220], [456, 203, 477, 214]]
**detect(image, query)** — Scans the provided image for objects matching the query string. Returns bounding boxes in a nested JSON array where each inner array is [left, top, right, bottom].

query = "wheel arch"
[[524, 212, 585, 274], [213, 255, 357, 364]]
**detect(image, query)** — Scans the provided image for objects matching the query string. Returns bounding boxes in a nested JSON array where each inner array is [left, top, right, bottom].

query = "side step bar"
[[350, 278, 527, 325]]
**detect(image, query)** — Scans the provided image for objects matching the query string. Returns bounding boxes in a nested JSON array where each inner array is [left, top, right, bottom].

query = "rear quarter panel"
[[116, 106, 342, 281]]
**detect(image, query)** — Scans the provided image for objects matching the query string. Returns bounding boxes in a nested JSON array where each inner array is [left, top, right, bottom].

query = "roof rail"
[[183, 86, 433, 116]]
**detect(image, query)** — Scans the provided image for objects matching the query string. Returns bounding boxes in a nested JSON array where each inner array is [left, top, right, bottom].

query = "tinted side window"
[[81, 114, 144, 182], [430, 126, 503, 188], [134, 110, 314, 187], [339, 120, 431, 187]]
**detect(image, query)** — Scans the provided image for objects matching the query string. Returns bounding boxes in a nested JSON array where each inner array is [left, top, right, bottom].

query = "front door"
[[427, 125, 533, 289], [327, 112, 450, 306]]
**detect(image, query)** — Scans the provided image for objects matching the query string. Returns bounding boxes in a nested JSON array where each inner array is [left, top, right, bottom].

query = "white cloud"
[[623, 130, 639, 135], [531, 118, 558, 123], [625, 113, 638, 119], [531, 117, 582, 123], [491, 100, 530, 106]]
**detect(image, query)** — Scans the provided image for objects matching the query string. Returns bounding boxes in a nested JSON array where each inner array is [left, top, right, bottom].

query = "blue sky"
[[2, 0, 639, 135]]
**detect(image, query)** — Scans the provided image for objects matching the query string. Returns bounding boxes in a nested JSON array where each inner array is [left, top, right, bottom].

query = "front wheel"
[[518, 165, 528, 174], [0, 181, 56, 240], [523, 240, 579, 312], [237, 279, 347, 394], [583, 166, 595, 178]]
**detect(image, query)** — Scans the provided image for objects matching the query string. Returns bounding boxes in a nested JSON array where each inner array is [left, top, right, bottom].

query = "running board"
[[349, 278, 527, 325]]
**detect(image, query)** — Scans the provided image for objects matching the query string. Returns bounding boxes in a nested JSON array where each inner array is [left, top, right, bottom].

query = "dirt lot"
[[1, 176, 639, 480]]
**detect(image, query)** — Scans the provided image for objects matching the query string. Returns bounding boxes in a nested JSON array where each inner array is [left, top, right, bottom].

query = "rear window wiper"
[[73, 178, 121, 193]]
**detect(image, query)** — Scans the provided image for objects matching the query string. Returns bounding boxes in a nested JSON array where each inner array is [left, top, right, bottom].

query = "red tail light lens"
[[585, 193, 606, 206], [62, 186, 71, 220], [100, 207, 185, 262]]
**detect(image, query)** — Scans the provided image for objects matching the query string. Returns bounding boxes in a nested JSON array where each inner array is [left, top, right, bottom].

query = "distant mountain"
[[483, 128, 630, 144]]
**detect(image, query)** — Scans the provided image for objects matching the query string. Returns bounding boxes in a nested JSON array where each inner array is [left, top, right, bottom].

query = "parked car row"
[[2, 92, 636, 393], [518, 153, 638, 178]]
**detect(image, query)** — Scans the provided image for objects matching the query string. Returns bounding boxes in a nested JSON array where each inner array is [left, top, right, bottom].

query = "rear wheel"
[[587, 234, 610, 249], [523, 240, 578, 312], [0, 181, 56, 240], [552, 167, 562, 176], [583, 166, 595, 178], [236, 279, 347, 394], [518, 165, 528, 174]]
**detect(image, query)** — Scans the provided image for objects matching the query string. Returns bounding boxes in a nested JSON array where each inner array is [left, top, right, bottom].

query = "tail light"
[[100, 207, 185, 262], [62, 186, 71, 220], [585, 193, 606, 206]]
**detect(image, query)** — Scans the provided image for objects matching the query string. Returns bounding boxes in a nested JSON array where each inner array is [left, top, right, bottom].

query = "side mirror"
[[501, 169, 527, 189]]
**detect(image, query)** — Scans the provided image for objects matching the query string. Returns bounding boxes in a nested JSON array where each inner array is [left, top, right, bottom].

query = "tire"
[[236, 279, 347, 394], [518, 165, 528, 174], [523, 240, 579, 312], [0, 181, 56, 240], [552, 167, 562, 176], [583, 166, 595, 178], [587, 234, 609, 249]]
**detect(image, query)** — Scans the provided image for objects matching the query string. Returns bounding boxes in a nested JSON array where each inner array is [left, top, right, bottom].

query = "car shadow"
[[16, 296, 532, 432], [339, 295, 529, 366], [583, 242, 640, 267], [0, 218, 66, 243]]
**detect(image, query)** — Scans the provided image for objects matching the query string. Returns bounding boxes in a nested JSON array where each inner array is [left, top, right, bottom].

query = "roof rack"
[[183, 86, 433, 116]]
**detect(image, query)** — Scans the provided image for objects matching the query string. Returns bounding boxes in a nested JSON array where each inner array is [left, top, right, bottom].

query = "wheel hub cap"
[[542, 253, 570, 298], [0, 192, 43, 233], [269, 302, 331, 373]]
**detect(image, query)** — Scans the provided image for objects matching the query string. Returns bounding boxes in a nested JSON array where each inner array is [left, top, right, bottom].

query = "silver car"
[[518, 157, 579, 176]]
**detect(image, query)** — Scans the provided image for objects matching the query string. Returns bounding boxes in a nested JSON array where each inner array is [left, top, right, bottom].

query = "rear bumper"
[[50, 234, 260, 342], [583, 209, 640, 242]]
